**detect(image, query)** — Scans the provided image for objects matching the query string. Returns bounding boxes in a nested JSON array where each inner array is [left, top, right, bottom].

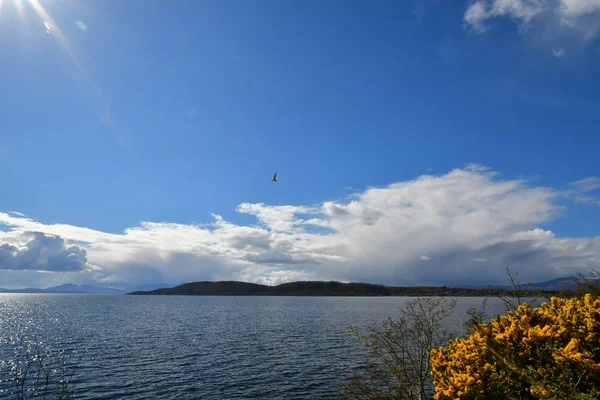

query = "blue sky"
[[1, 0, 599, 288]]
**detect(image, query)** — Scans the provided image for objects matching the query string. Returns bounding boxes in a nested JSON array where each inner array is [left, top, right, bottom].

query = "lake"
[[0, 294, 520, 399]]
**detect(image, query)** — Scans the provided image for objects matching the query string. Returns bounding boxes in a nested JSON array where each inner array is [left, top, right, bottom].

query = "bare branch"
[[345, 297, 455, 400]]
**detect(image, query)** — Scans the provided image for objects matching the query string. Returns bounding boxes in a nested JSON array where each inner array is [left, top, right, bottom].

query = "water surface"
[[0, 294, 516, 399]]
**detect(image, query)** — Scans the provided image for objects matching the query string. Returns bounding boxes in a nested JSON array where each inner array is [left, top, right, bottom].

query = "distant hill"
[[127, 279, 580, 297], [530, 277, 581, 291], [459, 277, 581, 291], [0, 284, 124, 294], [0, 282, 174, 294], [0, 277, 587, 296], [129, 280, 392, 296]]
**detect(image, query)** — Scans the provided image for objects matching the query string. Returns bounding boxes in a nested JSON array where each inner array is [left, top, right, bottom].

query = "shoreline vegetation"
[[344, 267, 600, 399], [126, 279, 577, 297]]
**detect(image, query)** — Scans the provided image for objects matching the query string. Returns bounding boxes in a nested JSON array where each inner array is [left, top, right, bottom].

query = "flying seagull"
[[271, 173, 278, 182]]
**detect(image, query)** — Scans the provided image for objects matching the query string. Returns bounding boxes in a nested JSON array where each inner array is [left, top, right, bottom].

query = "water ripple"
[[0, 294, 509, 399]]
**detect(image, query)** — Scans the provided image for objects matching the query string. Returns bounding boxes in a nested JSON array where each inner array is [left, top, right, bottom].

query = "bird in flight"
[[271, 173, 278, 182]]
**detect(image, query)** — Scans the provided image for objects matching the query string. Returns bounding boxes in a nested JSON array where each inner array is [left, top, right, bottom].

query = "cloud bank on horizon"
[[1, 166, 599, 289]]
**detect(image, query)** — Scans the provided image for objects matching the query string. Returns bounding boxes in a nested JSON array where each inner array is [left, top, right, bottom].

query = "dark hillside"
[[128, 280, 571, 297]]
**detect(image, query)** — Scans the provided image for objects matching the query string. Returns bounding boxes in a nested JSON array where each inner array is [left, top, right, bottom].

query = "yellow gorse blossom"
[[430, 294, 600, 399]]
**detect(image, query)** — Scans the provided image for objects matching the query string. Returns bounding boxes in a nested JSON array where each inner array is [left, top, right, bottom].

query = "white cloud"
[[465, 1, 492, 32], [0, 231, 93, 272], [552, 47, 566, 56], [570, 177, 600, 206], [560, 0, 600, 17], [236, 203, 318, 232], [1, 166, 599, 287], [572, 177, 600, 192], [574, 195, 600, 206], [464, 0, 600, 40], [464, 0, 548, 32]]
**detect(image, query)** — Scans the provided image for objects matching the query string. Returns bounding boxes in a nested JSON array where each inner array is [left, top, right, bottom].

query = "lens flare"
[[43, 21, 53, 33], [75, 19, 86, 31]]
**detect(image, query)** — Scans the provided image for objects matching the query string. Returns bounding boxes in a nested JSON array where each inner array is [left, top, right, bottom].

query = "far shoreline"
[[126, 280, 573, 297]]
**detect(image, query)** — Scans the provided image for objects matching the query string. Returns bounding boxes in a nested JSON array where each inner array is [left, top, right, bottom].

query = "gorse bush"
[[430, 294, 600, 399], [346, 266, 600, 399]]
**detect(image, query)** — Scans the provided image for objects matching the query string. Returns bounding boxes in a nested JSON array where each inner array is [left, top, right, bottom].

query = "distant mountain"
[[128, 279, 579, 297], [0, 284, 124, 294], [50, 284, 125, 294], [125, 282, 173, 293], [0, 287, 45, 293], [0, 282, 175, 294], [459, 277, 582, 291]]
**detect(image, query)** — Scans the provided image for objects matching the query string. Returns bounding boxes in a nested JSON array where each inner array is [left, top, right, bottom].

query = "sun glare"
[[3, 0, 106, 125], [14, 0, 24, 17], [2, 0, 86, 72]]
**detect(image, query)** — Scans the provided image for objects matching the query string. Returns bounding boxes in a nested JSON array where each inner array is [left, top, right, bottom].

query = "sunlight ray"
[[28, 0, 82, 73], [14, 0, 25, 21], [27, 0, 102, 97]]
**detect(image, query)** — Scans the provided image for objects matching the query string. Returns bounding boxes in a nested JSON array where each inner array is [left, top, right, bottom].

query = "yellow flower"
[[431, 294, 600, 399]]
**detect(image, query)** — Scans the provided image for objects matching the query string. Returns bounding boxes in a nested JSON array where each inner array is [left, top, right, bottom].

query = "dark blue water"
[[0, 295, 510, 399]]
